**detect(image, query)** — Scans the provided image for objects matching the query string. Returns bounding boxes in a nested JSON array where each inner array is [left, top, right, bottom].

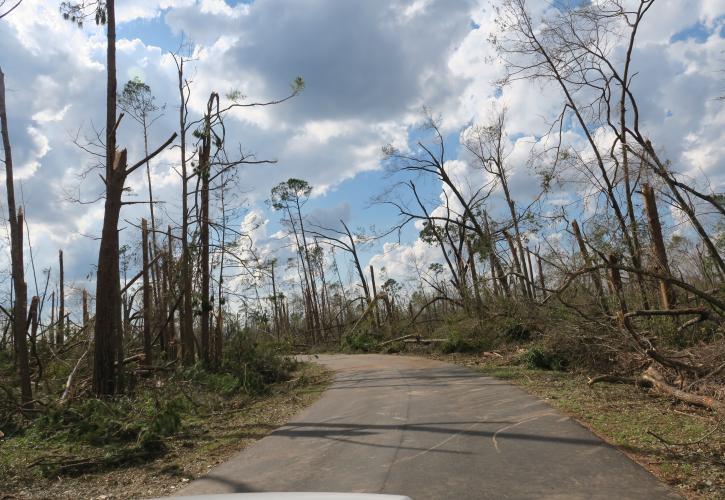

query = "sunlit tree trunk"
[[0, 67, 32, 406]]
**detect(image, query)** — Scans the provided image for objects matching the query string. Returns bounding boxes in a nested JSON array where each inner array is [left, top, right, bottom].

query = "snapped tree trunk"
[[369, 265, 380, 329], [58, 249, 64, 345], [92, 0, 122, 397], [642, 184, 675, 309], [141, 218, 152, 366], [0, 66, 32, 406], [82, 289, 89, 329], [200, 143, 211, 365], [165, 225, 177, 360], [93, 150, 125, 396], [270, 260, 280, 340], [175, 54, 195, 366]]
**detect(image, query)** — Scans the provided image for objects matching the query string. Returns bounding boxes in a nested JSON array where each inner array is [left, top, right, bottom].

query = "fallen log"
[[378, 333, 417, 347], [587, 375, 641, 386], [589, 367, 723, 413], [641, 366, 724, 413], [60, 341, 90, 404]]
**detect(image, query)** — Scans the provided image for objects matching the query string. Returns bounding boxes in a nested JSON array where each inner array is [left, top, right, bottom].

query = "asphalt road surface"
[[176, 354, 678, 499]]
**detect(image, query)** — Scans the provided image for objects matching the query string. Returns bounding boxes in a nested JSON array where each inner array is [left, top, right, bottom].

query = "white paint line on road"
[[391, 421, 481, 466], [492, 412, 557, 453]]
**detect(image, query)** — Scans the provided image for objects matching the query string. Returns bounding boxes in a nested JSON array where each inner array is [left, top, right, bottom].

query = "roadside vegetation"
[[1, 350, 331, 499]]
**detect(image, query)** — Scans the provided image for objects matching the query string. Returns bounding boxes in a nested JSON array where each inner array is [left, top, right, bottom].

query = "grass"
[[429, 353, 724, 500], [0, 362, 332, 500]]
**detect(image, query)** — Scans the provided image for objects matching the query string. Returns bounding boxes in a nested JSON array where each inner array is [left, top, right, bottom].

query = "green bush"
[[440, 332, 489, 354], [501, 322, 532, 343], [223, 333, 297, 394], [184, 365, 240, 396], [520, 346, 568, 371], [34, 392, 185, 451], [341, 330, 378, 352]]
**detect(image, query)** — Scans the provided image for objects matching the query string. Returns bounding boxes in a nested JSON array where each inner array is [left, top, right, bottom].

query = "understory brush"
[[0, 333, 299, 479], [341, 327, 380, 352]]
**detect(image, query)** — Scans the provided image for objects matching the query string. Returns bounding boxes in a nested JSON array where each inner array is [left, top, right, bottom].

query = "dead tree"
[[464, 112, 534, 299], [0, 66, 32, 406], [92, 116, 175, 396], [172, 50, 196, 366], [307, 220, 371, 306], [141, 218, 152, 366], [165, 225, 177, 359], [82, 289, 89, 328], [642, 184, 675, 309], [571, 220, 608, 313], [57, 249, 64, 345], [493, 0, 653, 307], [198, 93, 215, 366]]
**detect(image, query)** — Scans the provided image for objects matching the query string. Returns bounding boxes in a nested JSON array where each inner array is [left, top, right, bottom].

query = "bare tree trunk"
[[503, 231, 527, 297], [175, 55, 195, 366], [642, 184, 675, 309], [466, 238, 483, 311], [156, 236, 168, 355], [525, 247, 536, 300], [57, 249, 64, 345], [619, 91, 649, 311], [487, 117, 534, 299], [0, 67, 32, 406], [213, 170, 228, 368], [492, 251, 510, 298], [165, 225, 177, 360], [295, 201, 322, 339], [483, 212, 505, 297], [199, 139, 211, 365], [341, 221, 370, 304], [50, 291, 55, 346], [369, 265, 381, 330], [92, 0, 122, 397], [141, 218, 152, 366], [82, 289, 89, 328], [270, 260, 280, 340], [93, 150, 125, 396], [141, 115, 162, 313], [286, 205, 318, 342], [572, 220, 609, 314], [28, 295, 40, 382], [536, 253, 546, 299]]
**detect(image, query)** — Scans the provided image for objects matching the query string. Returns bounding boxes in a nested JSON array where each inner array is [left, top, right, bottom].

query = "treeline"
[[233, 0, 725, 411]]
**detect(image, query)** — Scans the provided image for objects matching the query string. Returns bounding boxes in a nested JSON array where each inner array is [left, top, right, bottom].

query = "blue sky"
[[1, 0, 724, 314]]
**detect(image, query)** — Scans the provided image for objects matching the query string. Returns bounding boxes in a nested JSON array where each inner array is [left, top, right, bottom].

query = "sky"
[[0, 0, 723, 313]]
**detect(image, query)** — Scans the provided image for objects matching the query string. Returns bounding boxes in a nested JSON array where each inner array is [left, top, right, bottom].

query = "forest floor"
[[0, 363, 332, 500], [422, 351, 724, 500]]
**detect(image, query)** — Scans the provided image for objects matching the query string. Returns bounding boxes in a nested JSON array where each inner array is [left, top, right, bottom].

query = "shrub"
[[440, 332, 490, 354], [223, 333, 297, 394], [341, 330, 378, 352], [520, 346, 568, 371], [501, 322, 531, 343], [34, 393, 185, 451]]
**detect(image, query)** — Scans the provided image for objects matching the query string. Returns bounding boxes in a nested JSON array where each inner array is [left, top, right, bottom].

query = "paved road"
[[176, 354, 677, 499]]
